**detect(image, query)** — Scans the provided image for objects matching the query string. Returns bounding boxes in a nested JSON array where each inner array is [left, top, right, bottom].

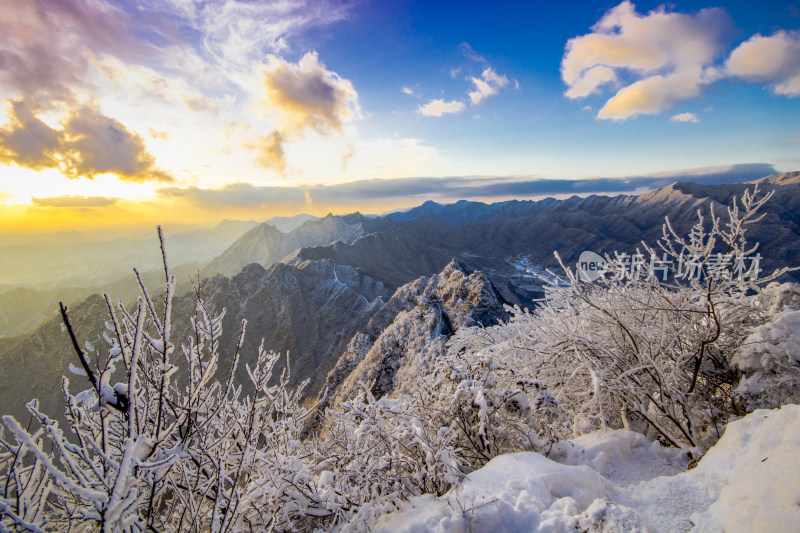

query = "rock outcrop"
[[318, 260, 509, 410]]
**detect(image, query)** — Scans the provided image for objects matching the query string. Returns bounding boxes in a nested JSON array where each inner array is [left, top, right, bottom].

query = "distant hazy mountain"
[[387, 199, 522, 224], [0, 224, 204, 248], [203, 213, 381, 278], [0, 219, 259, 289], [263, 213, 319, 232], [0, 220, 259, 337], [0, 262, 205, 339], [0, 293, 113, 426], [0, 286, 89, 339]]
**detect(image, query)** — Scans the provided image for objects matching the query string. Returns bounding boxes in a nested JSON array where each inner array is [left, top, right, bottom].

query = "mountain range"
[[1, 172, 798, 427]]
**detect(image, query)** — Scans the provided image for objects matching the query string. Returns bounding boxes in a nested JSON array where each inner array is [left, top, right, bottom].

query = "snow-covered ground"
[[507, 254, 566, 287], [370, 405, 800, 532]]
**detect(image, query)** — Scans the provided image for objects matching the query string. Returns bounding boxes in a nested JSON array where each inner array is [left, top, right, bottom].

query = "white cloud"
[[420, 62, 512, 118], [459, 42, 486, 64], [670, 112, 699, 123], [562, 1, 732, 120], [468, 67, 510, 105], [564, 65, 617, 98], [416, 44, 513, 118], [401, 86, 415, 96], [145, 0, 352, 67], [418, 99, 466, 117], [726, 31, 800, 96]]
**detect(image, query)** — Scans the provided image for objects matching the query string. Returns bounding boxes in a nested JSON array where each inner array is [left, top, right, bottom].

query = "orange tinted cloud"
[[0, 99, 61, 170], [31, 195, 118, 207], [259, 52, 359, 135], [251, 131, 287, 174], [252, 51, 359, 174], [0, 99, 171, 182]]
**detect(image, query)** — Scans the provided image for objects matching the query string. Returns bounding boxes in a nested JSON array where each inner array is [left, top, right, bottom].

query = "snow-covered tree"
[[0, 229, 313, 531]]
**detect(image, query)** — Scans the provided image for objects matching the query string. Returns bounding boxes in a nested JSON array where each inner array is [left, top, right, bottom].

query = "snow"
[[371, 405, 800, 533], [507, 254, 566, 287], [733, 308, 800, 395], [549, 430, 688, 486], [688, 407, 800, 532], [68, 363, 88, 377]]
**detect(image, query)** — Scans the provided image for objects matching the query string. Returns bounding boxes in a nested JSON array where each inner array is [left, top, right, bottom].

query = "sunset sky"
[[1, 0, 799, 234]]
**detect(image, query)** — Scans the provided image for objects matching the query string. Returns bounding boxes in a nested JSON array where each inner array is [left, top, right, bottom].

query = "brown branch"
[[59, 302, 128, 416]]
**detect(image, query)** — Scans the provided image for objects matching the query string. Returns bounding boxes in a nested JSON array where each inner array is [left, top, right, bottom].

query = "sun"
[[1, 167, 158, 206]]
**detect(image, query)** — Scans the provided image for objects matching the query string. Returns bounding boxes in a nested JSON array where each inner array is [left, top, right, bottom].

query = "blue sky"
[[0, 0, 798, 232], [317, 0, 799, 177]]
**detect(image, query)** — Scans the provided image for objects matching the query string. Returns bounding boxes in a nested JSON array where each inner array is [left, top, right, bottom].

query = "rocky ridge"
[[319, 259, 509, 408]]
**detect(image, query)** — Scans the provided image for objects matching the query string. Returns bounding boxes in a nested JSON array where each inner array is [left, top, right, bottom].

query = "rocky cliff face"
[[318, 259, 509, 410], [184, 259, 386, 397]]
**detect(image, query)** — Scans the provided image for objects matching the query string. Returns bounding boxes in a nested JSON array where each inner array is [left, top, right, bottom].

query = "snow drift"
[[372, 404, 800, 532]]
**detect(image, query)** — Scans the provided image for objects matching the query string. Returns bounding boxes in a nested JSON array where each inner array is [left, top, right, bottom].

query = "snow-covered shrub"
[[446, 186, 798, 454], [535, 187, 787, 451], [0, 411, 54, 530], [530, 186, 797, 451], [308, 385, 463, 530], [441, 349, 568, 466], [731, 282, 800, 410], [348, 324, 569, 470]]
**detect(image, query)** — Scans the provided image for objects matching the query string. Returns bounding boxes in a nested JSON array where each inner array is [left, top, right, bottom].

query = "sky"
[[0, 0, 798, 235]]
